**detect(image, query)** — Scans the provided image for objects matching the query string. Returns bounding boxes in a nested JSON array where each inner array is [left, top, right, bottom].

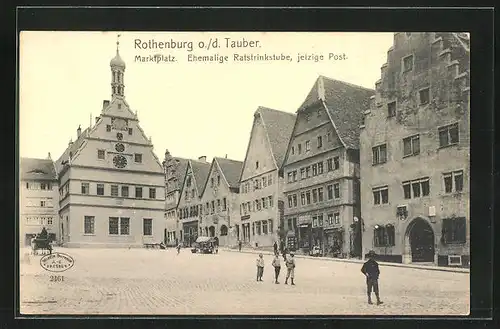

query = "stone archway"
[[403, 217, 436, 264]]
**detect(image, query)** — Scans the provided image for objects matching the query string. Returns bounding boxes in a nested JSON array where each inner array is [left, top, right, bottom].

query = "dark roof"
[[20, 157, 57, 181], [190, 160, 211, 196], [55, 128, 90, 173], [215, 157, 244, 188], [299, 76, 374, 149], [257, 107, 296, 168], [171, 157, 189, 188]]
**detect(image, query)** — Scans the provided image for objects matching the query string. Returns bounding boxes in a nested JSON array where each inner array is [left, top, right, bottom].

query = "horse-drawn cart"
[[32, 238, 53, 255]]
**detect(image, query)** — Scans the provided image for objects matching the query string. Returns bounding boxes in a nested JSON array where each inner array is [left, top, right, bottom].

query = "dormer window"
[[117, 103, 122, 109]]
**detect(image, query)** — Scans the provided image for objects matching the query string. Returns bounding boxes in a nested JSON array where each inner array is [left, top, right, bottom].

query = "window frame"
[[403, 134, 420, 158], [372, 144, 388, 165], [387, 101, 397, 118], [438, 123, 460, 148], [84, 216, 95, 235]]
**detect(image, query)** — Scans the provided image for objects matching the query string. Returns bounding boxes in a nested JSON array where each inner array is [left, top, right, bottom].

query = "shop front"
[[297, 214, 312, 254], [324, 227, 345, 258], [182, 220, 198, 247]]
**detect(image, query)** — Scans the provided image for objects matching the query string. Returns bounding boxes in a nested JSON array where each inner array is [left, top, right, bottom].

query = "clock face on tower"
[[115, 143, 125, 152], [113, 155, 127, 168], [112, 118, 128, 131]]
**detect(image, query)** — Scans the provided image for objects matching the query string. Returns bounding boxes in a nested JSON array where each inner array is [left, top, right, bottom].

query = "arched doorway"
[[220, 225, 228, 236], [405, 218, 435, 263], [209, 226, 215, 237]]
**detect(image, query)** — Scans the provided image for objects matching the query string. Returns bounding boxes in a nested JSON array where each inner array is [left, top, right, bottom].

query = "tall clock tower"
[[56, 37, 166, 248]]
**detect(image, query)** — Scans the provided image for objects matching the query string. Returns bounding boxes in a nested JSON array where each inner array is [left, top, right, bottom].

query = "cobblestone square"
[[19, 247, 469, 315]]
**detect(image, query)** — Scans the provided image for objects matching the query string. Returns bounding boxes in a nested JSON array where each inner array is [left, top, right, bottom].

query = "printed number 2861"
[[49, 275, 64, 282]]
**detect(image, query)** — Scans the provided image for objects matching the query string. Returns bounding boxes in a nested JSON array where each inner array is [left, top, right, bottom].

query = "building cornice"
[[59, 202, 164, 213], [65, 164, 164, 176]]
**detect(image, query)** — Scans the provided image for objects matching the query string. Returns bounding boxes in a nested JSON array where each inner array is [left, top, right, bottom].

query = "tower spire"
[[110, 33, 125, 99]]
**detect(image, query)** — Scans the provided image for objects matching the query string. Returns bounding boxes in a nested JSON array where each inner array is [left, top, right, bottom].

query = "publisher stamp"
[[40, 252, 75, 273]]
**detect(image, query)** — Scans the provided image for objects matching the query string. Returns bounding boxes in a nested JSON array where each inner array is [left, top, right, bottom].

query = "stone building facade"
[[360, 32, 470, 267], [282, 76, 374, 257], [199, 157, 243, 247], [56, 44, 165, 247], [239, 107, 296, 248], [177, 157, 211, 247], [162, 150, 188, 246], [19, 155, 59, 246]]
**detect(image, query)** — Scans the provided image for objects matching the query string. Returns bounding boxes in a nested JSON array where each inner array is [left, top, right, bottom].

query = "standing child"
[[256, 253, 264, 281], [272, 253, 281, 284], [361, 250, 383, 305], [284, 252, 296, 285]]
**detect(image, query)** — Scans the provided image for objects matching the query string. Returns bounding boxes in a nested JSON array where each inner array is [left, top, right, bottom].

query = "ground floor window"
[[84, 216, 95, 234], [373, 224, 395, 247], [262, 221, 268, 234], [109, 217, 130, 235], [143, 218, 153, 236], [220, 225, 228, 236]]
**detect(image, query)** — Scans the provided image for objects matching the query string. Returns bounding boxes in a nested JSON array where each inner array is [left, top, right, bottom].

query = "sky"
[[19, 32, 394, 163]]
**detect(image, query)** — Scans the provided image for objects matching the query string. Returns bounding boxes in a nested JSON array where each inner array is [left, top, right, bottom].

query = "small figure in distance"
[[361, 250, 383, 305]]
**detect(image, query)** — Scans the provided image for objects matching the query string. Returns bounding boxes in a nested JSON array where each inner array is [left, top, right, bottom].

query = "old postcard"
[[19, 31, 470, 316]]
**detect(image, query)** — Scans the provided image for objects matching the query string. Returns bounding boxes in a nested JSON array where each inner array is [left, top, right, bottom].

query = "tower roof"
[[110, 49, 126, 68]]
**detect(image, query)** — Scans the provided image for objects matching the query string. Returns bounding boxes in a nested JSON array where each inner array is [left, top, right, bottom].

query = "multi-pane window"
[[256, 222, 261, 235], [97, 149, 105, 159], [288, 172, 293, 183], [374, 225, 395, 247], [419, 88, 430, 105], [143, 218, 153, 236], [301, 192, 306, 206], [111, 185, 119, 197], [442, 217, 466, 244], [402, 54, 413, 72], [318, 162, 324, 174], [97, 183, 104, 196], [288, 195, 293, 208], [403, 135, 420, 157], [317, 136, 323, 148], [298, 143, 302, 154], [292, 194, 297, 207], [327, 185, 333, 200], [81, 182, 89, 195], [333, 156, 340, 170], [149, 188, 156, 199], [328, 213, 334, 225], [333, 183, 340, 199], [306, 167, 310, 178], [120, 218, 130, 235], [334, 213, 340, 225], [312, 189, 318, 203], [318, 214, 324, 226], [262, 197, 267, 209], [438, 123, 459, 147], [292, 171, 297, 182], [223, 197, 227, 211], [135, 186, 143, 198], [305, 140, 311, 152], [403, 177, 430, 199], [372, 144, 387, 165], [443, 171, 464, 193], [109, 217, 119, 235], [134, 153, 142, 163], [262, 221, 268, 235], [106, 125, 111, 132], [300, 168, 306, 179], [121, 185, 129, 197], [312, 164, 318, 176], [372, 186, 389, 205], [327, 159, 333, 171], [306, 191, 311, 205], [268, 196, 273, 208], [387, 101, 396, 117], [318, 187, 324, 202], [128, 128, 133, 135], [84, 216, 95, 234]]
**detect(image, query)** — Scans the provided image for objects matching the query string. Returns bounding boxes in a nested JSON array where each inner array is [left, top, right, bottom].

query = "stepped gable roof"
[[257, 107, 296, 168], [299, 76, 374, 149], [215, 157, 244, 189], [20, 157, 57, 181], [55, 127, 90, 174], [190, 159, 211, 196]]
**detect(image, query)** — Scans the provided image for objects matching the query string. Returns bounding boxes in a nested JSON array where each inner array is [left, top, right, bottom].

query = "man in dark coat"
[[273, 241, 278, 255], [361, 250, 383, 305], [39, 227, 48, 240]]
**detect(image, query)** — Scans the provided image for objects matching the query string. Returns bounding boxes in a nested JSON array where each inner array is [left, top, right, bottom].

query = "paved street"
[[19, 247, 469, 315]]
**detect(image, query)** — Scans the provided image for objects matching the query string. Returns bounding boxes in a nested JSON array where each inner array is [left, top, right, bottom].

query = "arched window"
[[220, 225, 228, 236]]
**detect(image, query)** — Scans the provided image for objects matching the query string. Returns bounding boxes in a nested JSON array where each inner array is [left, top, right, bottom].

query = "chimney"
[[77, 125, 82, 137], [102, 100, 110, 110], [68, 138, 73, 146], [198, 156, 207, 162]]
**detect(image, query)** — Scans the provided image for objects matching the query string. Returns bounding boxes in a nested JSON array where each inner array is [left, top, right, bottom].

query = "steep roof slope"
[[190, 160, 211, 196], [171, 157, 189, 189], [258, 107, 296, 168], [55, 127, 90, 174], [215, 157, 244, 189], [20, 157, 57, 181], [299, 76, 374, 149]]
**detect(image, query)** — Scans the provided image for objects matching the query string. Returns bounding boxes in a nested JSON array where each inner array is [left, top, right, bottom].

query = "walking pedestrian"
[[238, 240, 242, 252], [256, 253, 265, 281], [284, 252, 296, 285], [272, 253, 281, 284], [273, 241, 278, 255], [176, 243, 182, 255], [361, 250, 383, 305]]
